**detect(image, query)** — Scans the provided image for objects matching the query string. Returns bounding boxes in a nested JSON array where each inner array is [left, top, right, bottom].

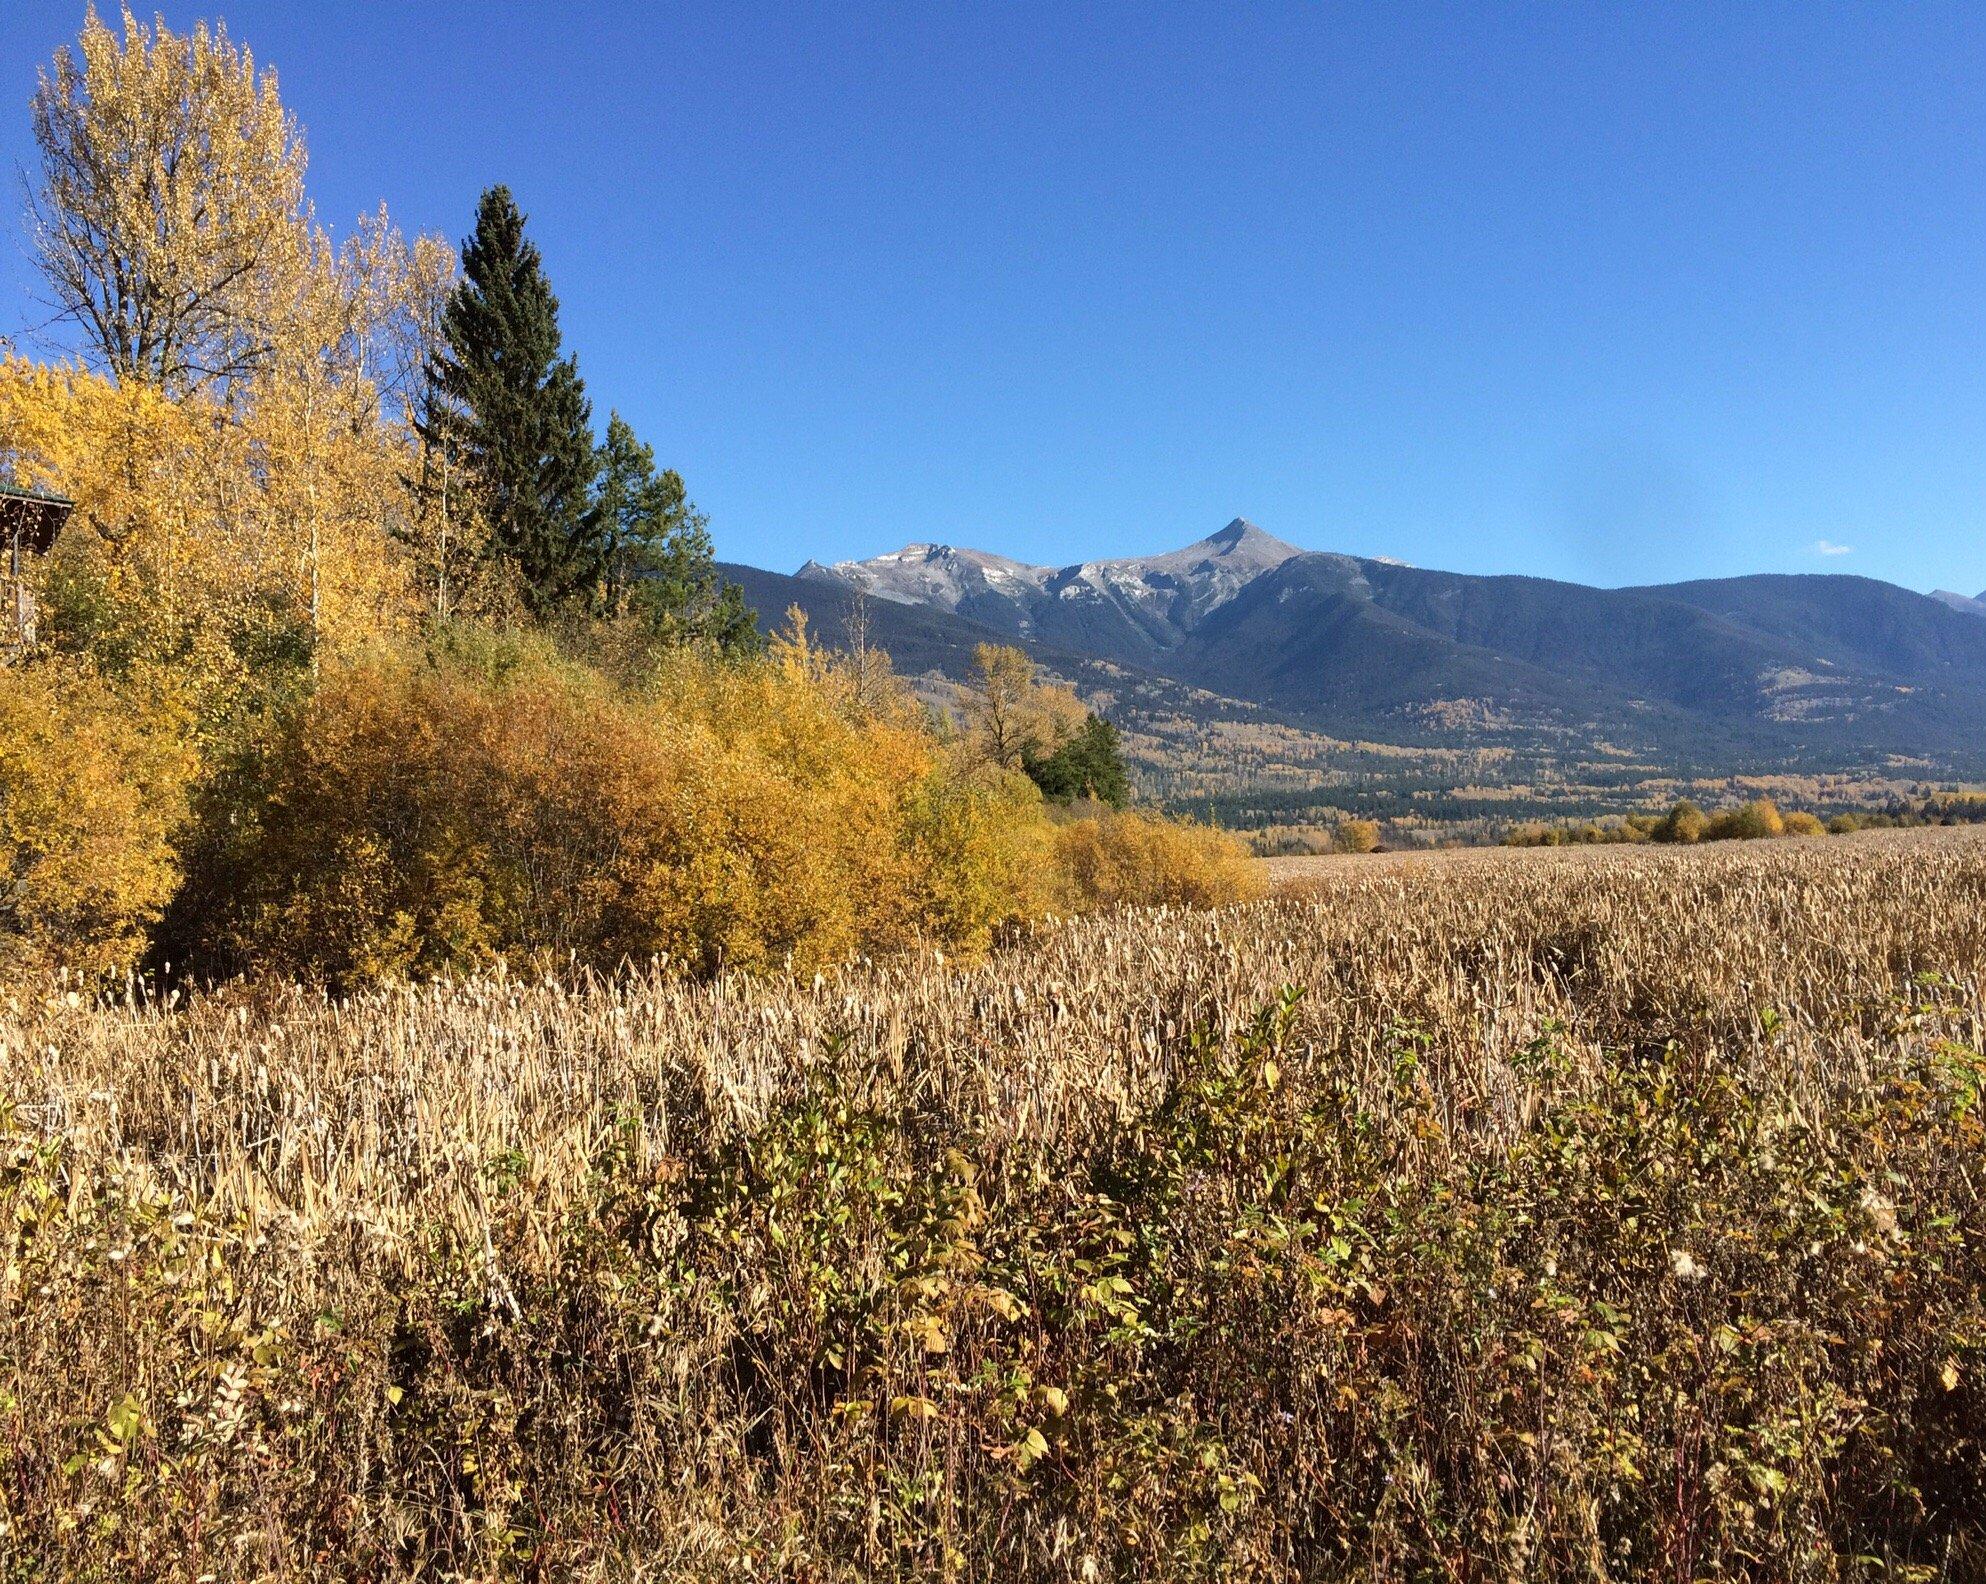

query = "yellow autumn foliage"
[[28, 5, 312, 394], [1706, 797, 1786, 841], [186, 631, 1067, 985], [0, 660, 192, 976], [1054, 807, 1265, 911], [0, 355, 415, 739]]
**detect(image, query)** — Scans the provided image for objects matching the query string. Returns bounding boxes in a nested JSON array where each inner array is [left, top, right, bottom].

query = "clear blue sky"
[[4, 2, 1984, 594]]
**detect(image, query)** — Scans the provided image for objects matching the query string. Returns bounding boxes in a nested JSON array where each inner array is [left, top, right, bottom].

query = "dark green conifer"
[[592, 411, 758, 651], [1025, 713, 1130, 806], [425, 185, 601, 617]]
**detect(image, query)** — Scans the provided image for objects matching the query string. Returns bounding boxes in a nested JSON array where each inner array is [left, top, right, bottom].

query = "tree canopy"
[[965, 643, 1129, 805]]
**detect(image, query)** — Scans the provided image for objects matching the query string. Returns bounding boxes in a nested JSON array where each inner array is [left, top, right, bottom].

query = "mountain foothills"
[[766, 528, 1986, 841], [772, 520, 1986, 832]]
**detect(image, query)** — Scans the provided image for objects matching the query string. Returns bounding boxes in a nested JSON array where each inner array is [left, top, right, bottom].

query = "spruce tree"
[[593, 411, 759, 652], [1024, 713, 1129, 806], [425, 186, 601, 617]]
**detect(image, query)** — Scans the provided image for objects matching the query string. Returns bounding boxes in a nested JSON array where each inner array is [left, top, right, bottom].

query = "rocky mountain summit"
[[787, 521, 1986, 769]]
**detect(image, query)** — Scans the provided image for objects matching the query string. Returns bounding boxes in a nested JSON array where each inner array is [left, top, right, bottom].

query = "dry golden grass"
[[2, 826, 1982, 1577], [1261, 820, 1897, 888]]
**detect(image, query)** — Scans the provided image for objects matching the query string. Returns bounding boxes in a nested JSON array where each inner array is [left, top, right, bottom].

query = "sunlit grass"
[[2, 827, 1981, 1577]]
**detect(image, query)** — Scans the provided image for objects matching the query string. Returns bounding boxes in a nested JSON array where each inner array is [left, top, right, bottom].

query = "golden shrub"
[[1655, 800, 1709, 843], [201, 632, 1067, 984], [1782, 810, 1826, 837], [902, 757, 1060, 951], [1335, 817, 1382, 853], [0, 661, 190, 976], [653, 625, 1055, 963], [1708, 797, 1786, 841], [1056, 808, 1265, 911]]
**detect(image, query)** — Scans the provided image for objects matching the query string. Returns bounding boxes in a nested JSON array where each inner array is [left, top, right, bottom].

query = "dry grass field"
[[2, 827, 1982, 1578], [1261, 824, 1903, 888]]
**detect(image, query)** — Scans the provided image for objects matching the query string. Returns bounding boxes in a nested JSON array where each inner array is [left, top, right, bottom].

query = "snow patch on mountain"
[[799, 519, 1305, 636]]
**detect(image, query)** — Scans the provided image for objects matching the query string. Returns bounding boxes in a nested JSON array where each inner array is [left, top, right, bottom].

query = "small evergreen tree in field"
[[592, 412, 757, 651], [425, 185, 601, 617], [1024, 712, 1130, 806]]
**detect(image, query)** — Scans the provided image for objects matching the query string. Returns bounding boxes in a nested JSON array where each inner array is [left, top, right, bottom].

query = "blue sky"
[[3, 3, 1984, 594]]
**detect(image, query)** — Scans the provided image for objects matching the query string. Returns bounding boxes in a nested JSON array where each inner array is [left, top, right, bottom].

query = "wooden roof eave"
[[0, 485, 77, 557]]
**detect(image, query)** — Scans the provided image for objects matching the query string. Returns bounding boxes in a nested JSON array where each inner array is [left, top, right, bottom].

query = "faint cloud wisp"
[[1809, 539, 1854, 557]]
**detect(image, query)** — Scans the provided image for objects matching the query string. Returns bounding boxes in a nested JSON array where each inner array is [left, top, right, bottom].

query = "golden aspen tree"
[[325, 217, 501, 621], [9, 8, 451, 725], [964, 642, 1087, 769], [27, 6, 314, 396], [0, 356, 240, 704], [237, 221, 422, 664]]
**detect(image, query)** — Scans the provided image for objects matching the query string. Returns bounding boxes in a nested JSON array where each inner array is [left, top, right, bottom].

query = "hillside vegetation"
[[737, 558, 1986, 849], [3, 829, 1981, 1578]]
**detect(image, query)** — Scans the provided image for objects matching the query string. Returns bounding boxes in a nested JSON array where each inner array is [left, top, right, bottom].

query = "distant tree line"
[[1502, 791, 1986, 848]]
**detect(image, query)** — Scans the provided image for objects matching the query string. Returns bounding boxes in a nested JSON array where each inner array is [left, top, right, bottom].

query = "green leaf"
[[104, 1393, 142, 1445]]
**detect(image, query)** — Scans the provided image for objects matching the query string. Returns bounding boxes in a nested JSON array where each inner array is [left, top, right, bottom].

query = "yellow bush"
[[902, 759, 1061, 952], [0, 661, 190, 976], [124, 615, 1278, 984], [200, 632, 1064, 984], [1707, 798, 1786, 841], [1335, 818, 1382, 854], [1654, 800, 1709, 843], [651, 621, 1055, 963], [1782, 810, 1826, 837], [1056, 808, 1264, 911]]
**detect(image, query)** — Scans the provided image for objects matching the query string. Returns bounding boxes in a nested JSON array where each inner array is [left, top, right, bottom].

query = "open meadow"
[[1259, 824, 1937, 887], [1, 827, 1981, 1577]]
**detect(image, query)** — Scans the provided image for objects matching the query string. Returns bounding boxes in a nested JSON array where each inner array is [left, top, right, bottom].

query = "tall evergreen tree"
[[424, 186, 600, 617], [593, 411, 758, 652], [1024, 712, 1130, 806]]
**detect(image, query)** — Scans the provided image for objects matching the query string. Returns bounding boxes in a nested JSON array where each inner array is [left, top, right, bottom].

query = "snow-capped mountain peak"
[[798, 541, 1049, 613], [796, 518, 1306, 646]]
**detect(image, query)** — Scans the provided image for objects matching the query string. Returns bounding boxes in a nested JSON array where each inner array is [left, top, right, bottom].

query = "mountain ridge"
[[781, 523, 1986, 776], [798, 518, 1305, 664], [1931, 588, 1986, 618]]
